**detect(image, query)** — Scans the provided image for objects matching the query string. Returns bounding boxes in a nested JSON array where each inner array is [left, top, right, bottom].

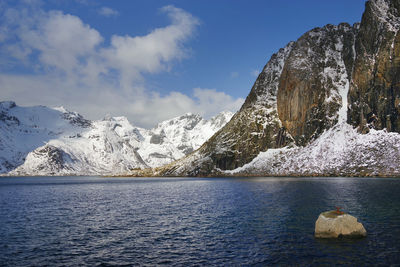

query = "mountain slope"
[[137, 112, 233, 168], [159, 0, 400, 177], [159, 24, 358, 176], [225, 123, 400, 177], [0, 102, 232, 175]]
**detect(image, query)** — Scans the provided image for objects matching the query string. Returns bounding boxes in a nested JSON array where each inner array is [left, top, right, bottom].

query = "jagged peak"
[[301, 22, 355, 45], [179, 112, 202, 120], [241, 40, 294, 109]]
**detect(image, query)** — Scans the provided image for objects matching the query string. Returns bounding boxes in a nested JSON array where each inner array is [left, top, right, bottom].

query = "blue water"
[[1, 177, 400, 266]]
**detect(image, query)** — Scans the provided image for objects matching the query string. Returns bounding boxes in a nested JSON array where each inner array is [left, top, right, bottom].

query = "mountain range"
[[2, 0, 400, 177], [0, 101, 232, 176]]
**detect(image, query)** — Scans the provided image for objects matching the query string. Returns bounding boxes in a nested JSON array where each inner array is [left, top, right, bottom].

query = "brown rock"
[[278, 24, 357, 145], [349, 0, 400, 133]]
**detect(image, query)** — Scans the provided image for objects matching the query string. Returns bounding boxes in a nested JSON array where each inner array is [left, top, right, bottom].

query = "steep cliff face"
[[159, 24, 358, 175], [278, 23, 357, 145], [349, 0, 400, 133], [158, 0, 400, 177], [206, 43, 295, 170], [159, 43, 295, 176]]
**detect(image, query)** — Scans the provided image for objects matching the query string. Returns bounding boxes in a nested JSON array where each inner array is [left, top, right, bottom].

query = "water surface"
[[1, 176, 399, 265]]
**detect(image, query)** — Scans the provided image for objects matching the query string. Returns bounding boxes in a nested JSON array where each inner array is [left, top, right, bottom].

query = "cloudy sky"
[[0, 0, 366, 128]]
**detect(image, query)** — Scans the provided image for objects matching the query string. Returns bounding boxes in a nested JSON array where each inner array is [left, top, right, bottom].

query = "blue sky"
[[0, 0, 366, 128]]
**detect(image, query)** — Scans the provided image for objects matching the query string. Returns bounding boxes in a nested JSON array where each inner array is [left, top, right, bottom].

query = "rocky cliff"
[[278, 23, 357, 145], [158, 0, 400, 177], [349, 0, 400, 133]]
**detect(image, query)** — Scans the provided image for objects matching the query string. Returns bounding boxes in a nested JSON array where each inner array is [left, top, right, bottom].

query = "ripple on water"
[[0, 176, 400, 265]]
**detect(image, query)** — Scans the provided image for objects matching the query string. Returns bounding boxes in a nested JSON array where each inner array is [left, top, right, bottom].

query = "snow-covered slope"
[[0, 101, 233, 176], [0, 101, 91, 174], [138, 112, 233, 167], [225, 122, 400, 177]]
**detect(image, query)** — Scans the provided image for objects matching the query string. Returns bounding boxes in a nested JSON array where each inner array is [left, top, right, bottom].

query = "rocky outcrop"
[[315, 211, 367, 238], [349, 0, 400, 133], [24, 145, 75, 175]]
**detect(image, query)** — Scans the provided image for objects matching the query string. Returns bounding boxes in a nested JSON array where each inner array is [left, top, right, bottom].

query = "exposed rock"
[[27, 145, 74, 175], [62, 112, 92, 128], [349, 0, 400, 133], [315, 210, 367, 238], [159, 43, 295, 176], [278, 23, 357, 145], [150, 130, 166, 145]]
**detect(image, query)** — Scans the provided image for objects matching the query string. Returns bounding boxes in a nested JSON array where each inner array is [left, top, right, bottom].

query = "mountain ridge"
[[0, 101, 233, 176]]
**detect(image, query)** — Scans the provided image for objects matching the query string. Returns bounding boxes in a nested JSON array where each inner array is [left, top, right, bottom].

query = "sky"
[[0, 0, 367, 128]]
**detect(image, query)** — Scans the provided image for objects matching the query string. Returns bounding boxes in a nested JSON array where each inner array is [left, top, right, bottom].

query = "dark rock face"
[[0, 101, 20, 127], [349, 0, 400, 133], [62, 112, 92, 128], [278, 24, 357, 145], [32, 145, 73, 174], [150, 130, 166, 144]]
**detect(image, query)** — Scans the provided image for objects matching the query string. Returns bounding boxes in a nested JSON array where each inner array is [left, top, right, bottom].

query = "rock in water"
[[315, 211, 367, 238]]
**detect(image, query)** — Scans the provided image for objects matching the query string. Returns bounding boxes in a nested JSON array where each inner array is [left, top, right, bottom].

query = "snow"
[[137, 111, 233, 167], [226, 123, 400, 176], [320, 27, 352, 124], [1, 102, 233, 176]]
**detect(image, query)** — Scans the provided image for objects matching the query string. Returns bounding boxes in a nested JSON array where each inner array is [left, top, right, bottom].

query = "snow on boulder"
[[315, 210, 367, 238]]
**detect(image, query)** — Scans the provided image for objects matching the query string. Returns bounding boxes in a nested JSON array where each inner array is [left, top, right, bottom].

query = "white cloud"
[[98, 7, 119, 17], [0, 74, 244, 128], [0, 3, 243, 128], [192, 88, 244, 117], [23, 11, 103, 74]]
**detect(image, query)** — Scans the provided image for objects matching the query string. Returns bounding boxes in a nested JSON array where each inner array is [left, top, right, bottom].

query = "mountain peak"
[[0, 102, 232, 175]]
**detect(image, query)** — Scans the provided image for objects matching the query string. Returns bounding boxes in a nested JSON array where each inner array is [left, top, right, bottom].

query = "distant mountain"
[[158, 0, 400, 177], [0, 101, 233, 176]]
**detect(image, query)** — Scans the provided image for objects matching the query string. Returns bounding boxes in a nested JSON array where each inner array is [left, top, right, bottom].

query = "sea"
[[0, 176, 399, 266]]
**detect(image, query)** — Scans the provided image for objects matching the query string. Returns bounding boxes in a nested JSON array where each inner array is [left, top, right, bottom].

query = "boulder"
[[315, 210, 367, 238]]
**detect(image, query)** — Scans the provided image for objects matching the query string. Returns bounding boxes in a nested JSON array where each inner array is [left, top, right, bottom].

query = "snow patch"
[[226, 123, 400, 176]]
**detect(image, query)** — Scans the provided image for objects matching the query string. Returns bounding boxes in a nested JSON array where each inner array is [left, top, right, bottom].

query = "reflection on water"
[[0, 176, 399, 265]]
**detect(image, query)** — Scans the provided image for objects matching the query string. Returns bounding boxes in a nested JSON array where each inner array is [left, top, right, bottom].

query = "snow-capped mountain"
[[137, 112, 233, 168], [0, 101, 233, 175], [158, 0, 400, 177]]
